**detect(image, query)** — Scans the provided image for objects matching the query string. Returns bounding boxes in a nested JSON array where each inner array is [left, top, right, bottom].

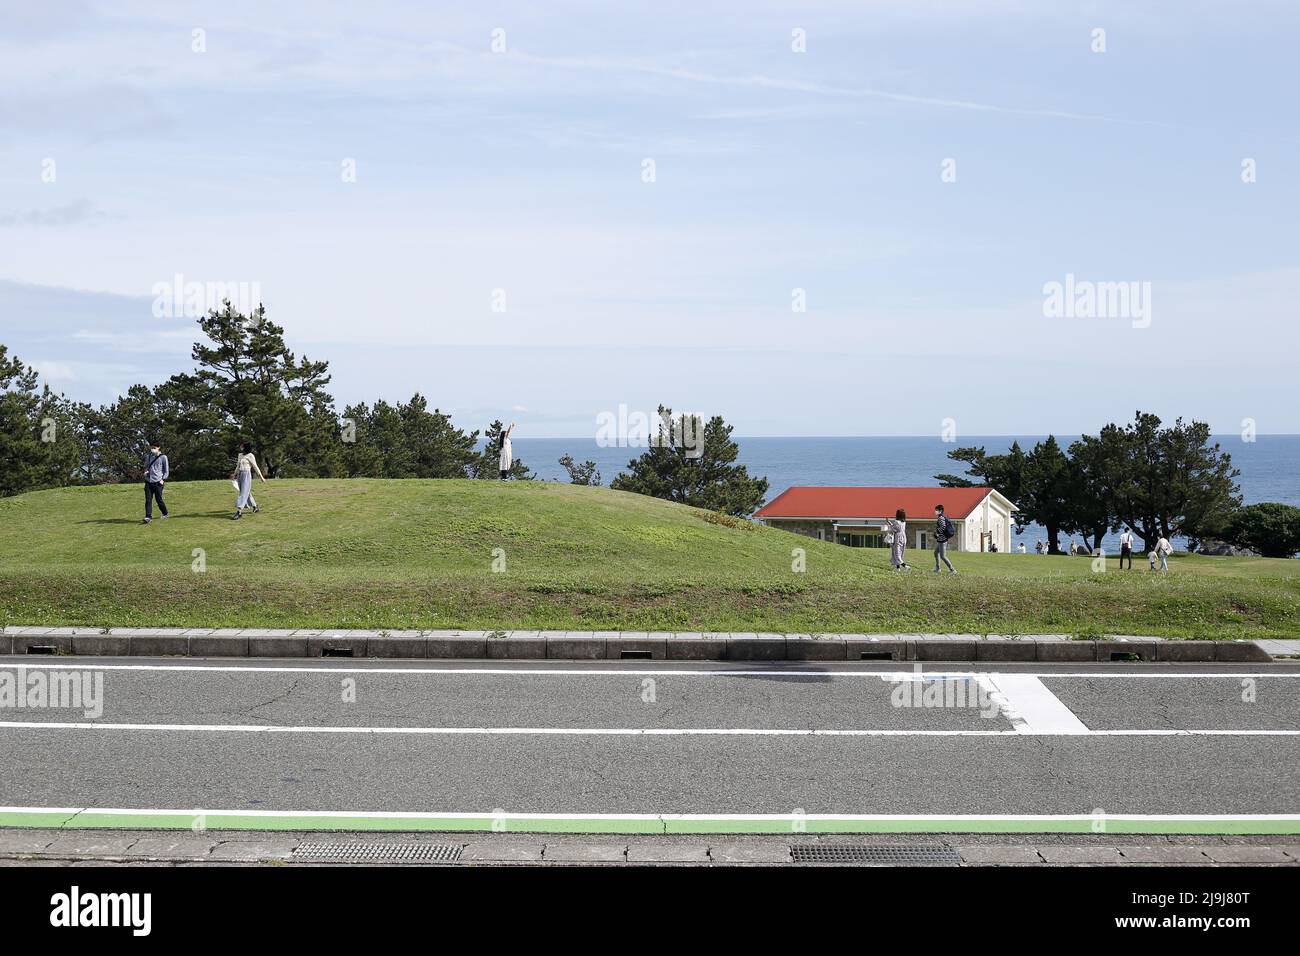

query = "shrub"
[[1225, 502, 1300, 558]]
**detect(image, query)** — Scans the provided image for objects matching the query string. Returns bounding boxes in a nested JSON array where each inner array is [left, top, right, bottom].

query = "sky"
[[1, 0, 1297, 437]]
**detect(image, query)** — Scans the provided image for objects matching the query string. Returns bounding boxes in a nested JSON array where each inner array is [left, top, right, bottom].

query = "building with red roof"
[[755, 486, 1018, 553]]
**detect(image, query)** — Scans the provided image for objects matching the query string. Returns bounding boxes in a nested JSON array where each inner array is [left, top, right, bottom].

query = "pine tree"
[[400, 394, 479, 478], [179, 302, 338, 477], [0, 345, 79, 496], [610, 406, 767, 517], [1021, 436, 1072, 553], [559, 454, 601, 485]]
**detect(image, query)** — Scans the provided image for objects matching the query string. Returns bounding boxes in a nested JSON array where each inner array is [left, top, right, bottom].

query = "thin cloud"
[[501, 49, 1163, 127], [0, 200, 116, 228]]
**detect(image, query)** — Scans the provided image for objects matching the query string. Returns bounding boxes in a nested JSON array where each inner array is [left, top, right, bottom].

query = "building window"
[[836, 532, 885, 548]]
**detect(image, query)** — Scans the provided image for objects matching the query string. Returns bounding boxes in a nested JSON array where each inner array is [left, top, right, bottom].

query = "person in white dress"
[[498, 422, 516, 479]]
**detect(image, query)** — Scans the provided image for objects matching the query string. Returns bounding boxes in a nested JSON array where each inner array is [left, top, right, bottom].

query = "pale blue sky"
[[1, 0, 1296, 435]]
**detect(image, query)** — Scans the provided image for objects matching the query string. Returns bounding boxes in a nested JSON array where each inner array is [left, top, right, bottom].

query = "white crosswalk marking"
[[978, 674, 1091, 734]]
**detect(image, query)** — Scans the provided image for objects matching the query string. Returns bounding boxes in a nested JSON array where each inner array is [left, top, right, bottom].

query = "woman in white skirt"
[[498, 422, 516, 479], [883, 508, 910, 571], [231, 441, 266, 519]]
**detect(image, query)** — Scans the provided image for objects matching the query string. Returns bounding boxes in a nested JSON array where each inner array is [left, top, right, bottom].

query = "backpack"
[[937, 516, 953, 541]]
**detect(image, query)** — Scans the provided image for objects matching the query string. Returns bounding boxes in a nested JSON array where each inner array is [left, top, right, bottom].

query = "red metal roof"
[[755, 487, 998, 521]]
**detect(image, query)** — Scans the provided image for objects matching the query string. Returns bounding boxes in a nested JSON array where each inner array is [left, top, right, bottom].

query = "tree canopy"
[[610, 406, 768, 517], [938, 411, 1241, 552]]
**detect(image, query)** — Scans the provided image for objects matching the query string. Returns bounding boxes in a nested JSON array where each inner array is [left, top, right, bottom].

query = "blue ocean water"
[[507, 435, 1300, 552]]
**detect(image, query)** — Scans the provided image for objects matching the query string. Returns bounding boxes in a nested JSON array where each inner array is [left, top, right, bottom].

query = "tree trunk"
[[1137, 517, 1158, 553]]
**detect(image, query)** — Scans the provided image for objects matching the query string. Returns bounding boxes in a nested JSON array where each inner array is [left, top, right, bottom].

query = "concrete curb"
[[0, 626, 1281, 662], [0, 829, 1297, 866]]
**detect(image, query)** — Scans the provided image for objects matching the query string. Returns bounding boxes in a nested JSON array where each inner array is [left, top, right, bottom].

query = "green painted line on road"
[[1, 810, 1298, 835]]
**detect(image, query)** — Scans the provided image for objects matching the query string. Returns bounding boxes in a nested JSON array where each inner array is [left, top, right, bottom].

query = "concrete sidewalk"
[[1255, 639, 1300, 658], [2, 829, 1297, 867], [0, 627, 1281, 662]]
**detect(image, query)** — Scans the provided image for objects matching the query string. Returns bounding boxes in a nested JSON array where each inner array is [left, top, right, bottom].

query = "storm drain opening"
[[321, 647, 355, 658], [1110, 652, 1140, 661], [792, 845, 961, 865], [620, 650, 653, 660], [25, 645, 57, 655], [292, 842, 463, 864], [858, 652, 893, 661]]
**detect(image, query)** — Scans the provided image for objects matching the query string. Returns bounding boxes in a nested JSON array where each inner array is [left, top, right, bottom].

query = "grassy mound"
[[0, 479, 1297, 636]]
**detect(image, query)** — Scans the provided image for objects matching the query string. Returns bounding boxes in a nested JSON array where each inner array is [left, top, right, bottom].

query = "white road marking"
[[2, 662, 1297, 678], [0, 720, 1296, 737], [0, 721, 1016, 736], [1, 806, 1297, 824], [978, 674, 1092, 735]]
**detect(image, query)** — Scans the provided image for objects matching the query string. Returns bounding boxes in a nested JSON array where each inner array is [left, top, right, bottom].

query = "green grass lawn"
[[1, 478, 1297, 637]]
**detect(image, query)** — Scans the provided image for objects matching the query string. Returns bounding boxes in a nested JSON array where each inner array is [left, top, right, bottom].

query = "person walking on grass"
[[1155, 534, 1172, 572], [142, 441, 169, 524], [498, 421, 516, 479], [933, 504, 956, 574], [231, 441, 266, 520], [1119, 527, 1134, 569], [884, 508, 910, 571]]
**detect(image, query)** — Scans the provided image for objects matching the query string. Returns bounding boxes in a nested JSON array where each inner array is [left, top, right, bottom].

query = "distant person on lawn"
[[1119, 528, 1134, 569], [231, 441, 266, 520], [933, 504, 956, 574], [1155, 534, 1172, 572], [142, 441, 169, 524], [498, 421, 516, 479], [883, 508, 909, 571]]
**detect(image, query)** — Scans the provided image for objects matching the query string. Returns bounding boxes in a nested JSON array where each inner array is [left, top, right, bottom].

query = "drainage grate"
[[792, 845, 960, 865], [292, 842, 463, 863]]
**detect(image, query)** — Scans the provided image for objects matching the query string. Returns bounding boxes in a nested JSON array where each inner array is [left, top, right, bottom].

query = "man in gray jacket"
[[143, 441, 169, 523]]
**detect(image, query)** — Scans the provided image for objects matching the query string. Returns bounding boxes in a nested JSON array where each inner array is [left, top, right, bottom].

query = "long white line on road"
[[4, 663, 1298, 678], [5, 807, 1293, 822], [1, 720, 1297, 737], [2, 806, 1298, 835]]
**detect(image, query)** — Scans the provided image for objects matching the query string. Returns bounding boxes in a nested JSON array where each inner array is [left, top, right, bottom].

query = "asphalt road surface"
[[1, 658, 1298, 833]]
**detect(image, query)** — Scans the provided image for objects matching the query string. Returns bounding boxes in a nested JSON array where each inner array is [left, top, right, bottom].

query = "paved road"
[[1, 658, 1297, 832]]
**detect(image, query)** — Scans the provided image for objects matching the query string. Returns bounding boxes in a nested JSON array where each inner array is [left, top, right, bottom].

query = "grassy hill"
[[0, 478, 1297, 637]]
